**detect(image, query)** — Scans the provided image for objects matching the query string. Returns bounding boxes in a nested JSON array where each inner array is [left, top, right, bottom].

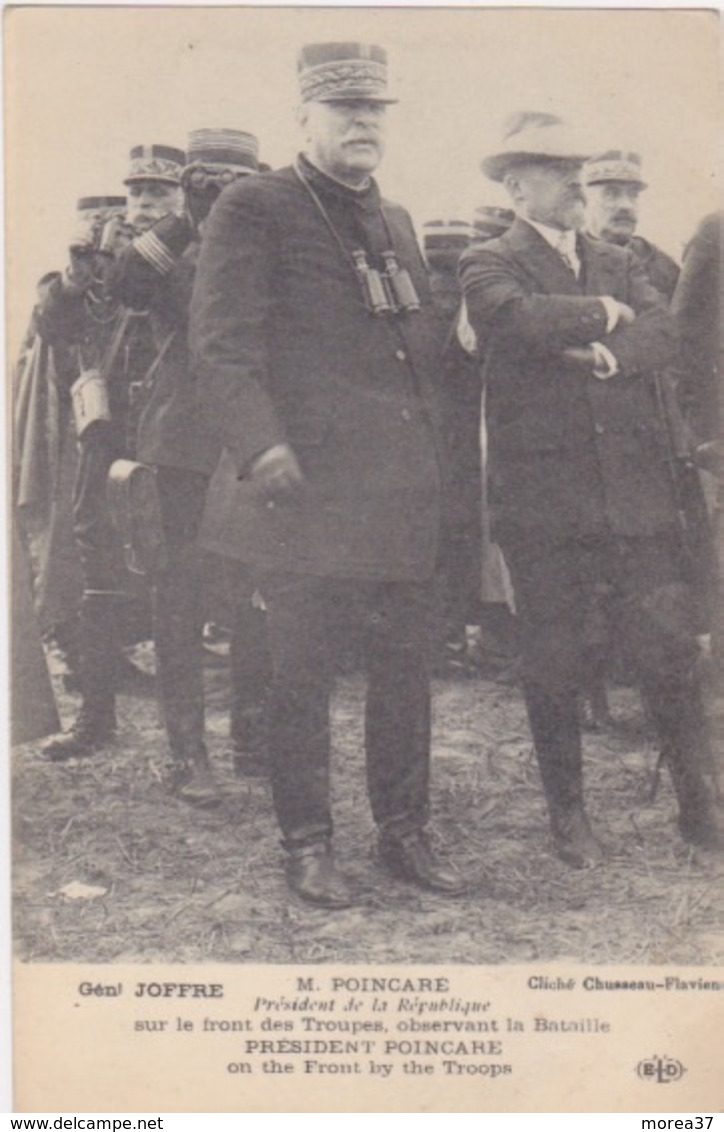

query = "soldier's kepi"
[[191, 41, 465, 906]]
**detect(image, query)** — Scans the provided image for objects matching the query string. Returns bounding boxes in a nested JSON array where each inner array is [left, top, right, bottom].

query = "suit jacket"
[[459, 217, 679, 541], [190, 161, 444, 580], [109, 213, 220, 475]]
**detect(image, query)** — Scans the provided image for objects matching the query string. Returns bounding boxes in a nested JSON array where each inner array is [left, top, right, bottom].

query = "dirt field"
[[12, 646, 724, 965]]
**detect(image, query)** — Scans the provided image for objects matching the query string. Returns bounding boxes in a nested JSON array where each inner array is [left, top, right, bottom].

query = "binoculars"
[[353, 249, 421, 316]]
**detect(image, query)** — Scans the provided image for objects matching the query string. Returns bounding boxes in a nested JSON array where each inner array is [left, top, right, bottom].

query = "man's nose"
[[352, 107, 379, 125]]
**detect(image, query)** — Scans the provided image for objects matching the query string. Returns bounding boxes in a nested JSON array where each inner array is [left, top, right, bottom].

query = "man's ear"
[[503, 171, 524, 206], [296, 103, 310, 133]]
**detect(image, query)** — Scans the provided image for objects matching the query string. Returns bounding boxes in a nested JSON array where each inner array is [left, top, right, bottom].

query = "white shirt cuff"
[[456, 300, 478, 356], [591, 342, 619, 379], [599, 296, 620, 333]]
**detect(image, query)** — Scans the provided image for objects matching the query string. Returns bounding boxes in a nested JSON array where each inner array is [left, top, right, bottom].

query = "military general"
[[191, 42, 464, 906]]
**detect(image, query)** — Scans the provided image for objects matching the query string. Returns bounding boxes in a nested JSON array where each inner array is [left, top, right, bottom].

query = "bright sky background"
[[4, 6, 721, 354]]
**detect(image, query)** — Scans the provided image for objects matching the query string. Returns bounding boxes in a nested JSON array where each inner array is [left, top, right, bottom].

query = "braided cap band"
[[186, 129, 259, 171], [124, 145, 185, 185], [297, 42, 396, 103]]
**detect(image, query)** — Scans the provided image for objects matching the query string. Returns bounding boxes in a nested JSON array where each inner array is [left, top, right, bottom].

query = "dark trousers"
[[256, 572, 433, 846], [71, 422, 130, 719], [153, 467, 209, 760], [498, 530, 707, 812], [73, 422, 126, 594]]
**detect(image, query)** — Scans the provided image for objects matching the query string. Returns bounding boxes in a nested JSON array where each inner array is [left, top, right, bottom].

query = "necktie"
[[556, 232, 580, 278]]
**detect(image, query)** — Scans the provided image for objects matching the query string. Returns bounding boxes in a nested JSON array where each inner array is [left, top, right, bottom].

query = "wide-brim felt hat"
[[584, 150, 647, 189], [482, 112, 591, 182], [124, 145, 186, 186], [297, 42, 398, 104]]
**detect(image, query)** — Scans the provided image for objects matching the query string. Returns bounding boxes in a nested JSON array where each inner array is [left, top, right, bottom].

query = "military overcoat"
[[191, 162, 444, 581], [109, 214, 221, 475]]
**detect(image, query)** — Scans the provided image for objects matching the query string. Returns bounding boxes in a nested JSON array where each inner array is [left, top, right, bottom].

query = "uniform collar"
[[297, 152, 381, 211]]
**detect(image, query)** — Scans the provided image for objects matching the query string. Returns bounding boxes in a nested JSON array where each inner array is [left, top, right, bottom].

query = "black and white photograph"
[[6, 5, 723, 1112]]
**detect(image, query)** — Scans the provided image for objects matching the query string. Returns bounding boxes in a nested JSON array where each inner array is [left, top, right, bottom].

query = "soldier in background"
[[468, 207, 519, 678], [108, 129, 270, 805], [672, 212, 724, 661], [40, 146, 183, 761], [672, 212, 722, 447], [13, 196, 127, 692], [584, 151, 680, 301], [422, 218, 481, 674], [582, 152, 681, 729]]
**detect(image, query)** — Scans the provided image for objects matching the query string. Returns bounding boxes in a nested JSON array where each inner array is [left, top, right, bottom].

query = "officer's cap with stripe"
[[584, 151, 647, 189], [186, 129, 260, 174], [124, 145, 186, 186]]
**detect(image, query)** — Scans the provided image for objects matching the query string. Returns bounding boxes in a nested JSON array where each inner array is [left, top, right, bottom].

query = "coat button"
[[594, 422, 605, 435], [401, 408, 411, 422], [395, 348, 407, 361]]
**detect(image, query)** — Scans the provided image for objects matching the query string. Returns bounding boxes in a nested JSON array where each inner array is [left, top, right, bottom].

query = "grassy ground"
[[12, 646, 724, 964]]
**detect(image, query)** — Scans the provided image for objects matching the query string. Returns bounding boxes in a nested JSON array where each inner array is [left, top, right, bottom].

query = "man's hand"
[[612, 300, 636, 326], [250, 443, 305, 499], [561, 346, 597, 369], [65, 247, 97, 293], [98, 215, 136, 256], [562, 344, 619, 380]]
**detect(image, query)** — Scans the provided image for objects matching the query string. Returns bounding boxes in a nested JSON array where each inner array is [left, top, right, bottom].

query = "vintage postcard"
[[6, 5, 723, 1113]]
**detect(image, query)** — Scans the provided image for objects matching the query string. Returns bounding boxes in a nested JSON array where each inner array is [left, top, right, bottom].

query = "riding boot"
[[229, 597, 271, 777], [644, 677, 723, 849], [42, 592, 117, 760], [524, 683, 604, 867], [154, 556, 221, 807]]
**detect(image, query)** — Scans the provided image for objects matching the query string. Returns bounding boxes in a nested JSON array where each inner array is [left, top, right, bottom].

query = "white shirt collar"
[[521, 216, 577, 257]]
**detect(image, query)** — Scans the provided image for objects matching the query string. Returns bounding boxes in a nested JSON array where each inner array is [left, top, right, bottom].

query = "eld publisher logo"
[[636, 1055, 687, 1084]]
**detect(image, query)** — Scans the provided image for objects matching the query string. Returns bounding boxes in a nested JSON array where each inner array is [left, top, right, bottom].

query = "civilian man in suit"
[[460, 113, 723, 867], [191, 42, 464, 906]]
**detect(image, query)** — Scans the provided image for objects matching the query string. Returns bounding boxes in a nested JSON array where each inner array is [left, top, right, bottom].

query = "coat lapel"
[[505, 217, 582, 296], [578, 233, 624, 299]]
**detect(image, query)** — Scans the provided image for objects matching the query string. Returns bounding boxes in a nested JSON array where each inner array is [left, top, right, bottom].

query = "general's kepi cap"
[[124, 144, 186, 186], [297, 42, 397, 104], [584, 151, 647, 189]]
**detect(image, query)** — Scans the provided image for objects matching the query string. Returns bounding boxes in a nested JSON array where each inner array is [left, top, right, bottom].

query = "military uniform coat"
[[191, 160, 444, 581], [459, 217, 679, 543], [628, 234, 680, 303], [109, 214, 221, 475]]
